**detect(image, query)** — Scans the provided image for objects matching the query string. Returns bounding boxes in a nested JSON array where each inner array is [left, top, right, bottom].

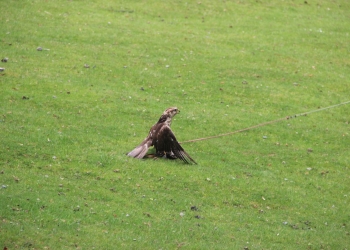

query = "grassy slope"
[[1, 0, 349, 249]]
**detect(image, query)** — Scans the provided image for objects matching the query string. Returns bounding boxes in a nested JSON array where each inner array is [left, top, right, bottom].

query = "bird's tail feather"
[[127, 143, 149, 159]]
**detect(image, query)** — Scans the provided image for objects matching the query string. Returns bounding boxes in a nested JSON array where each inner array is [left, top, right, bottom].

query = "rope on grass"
[[180, 100, 350, 144]]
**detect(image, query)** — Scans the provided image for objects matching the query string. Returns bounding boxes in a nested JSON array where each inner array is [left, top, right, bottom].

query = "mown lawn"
[[1, 0, 349, 249]]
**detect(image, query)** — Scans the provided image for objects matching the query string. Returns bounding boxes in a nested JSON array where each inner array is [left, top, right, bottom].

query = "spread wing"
[[156, 125, 197, 164]]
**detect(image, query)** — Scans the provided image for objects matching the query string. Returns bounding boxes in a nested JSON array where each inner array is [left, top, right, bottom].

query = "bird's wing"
[[127, 136, 152, 159], [157, 125, 197, 164]]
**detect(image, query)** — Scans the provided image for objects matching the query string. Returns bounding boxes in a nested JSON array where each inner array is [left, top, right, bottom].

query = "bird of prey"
[[127, 107, 197, 164]]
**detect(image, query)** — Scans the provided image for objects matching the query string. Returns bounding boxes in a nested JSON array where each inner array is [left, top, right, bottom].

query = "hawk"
[[127, 107, 197, 164]]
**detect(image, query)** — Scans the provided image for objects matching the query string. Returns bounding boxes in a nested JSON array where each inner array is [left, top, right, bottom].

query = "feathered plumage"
[[127, 107, 197, 164]]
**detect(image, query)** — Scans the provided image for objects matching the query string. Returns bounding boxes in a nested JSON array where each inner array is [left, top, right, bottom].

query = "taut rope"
[[180, 100, 350, 144]]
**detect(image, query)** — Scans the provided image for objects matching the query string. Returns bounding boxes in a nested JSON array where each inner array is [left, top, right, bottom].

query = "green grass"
[[1, 0, 349, 249]]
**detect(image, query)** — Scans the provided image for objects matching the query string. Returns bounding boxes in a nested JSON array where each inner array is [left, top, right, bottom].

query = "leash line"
[[180, 100, 350, 144]]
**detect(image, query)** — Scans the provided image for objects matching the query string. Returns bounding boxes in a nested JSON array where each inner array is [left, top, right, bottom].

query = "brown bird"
[[127, 107, 197, 164]]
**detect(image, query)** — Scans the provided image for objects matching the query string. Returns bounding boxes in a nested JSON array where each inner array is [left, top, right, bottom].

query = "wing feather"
[[156, 125, 196, 164]]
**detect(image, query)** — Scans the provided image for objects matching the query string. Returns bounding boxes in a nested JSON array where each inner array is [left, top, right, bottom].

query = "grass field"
[[1, 0, 349, 249]]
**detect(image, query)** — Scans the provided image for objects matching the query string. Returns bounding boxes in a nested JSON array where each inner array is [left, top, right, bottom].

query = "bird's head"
[[164, 107, 180, 118], [158, 107, 180, 124]]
